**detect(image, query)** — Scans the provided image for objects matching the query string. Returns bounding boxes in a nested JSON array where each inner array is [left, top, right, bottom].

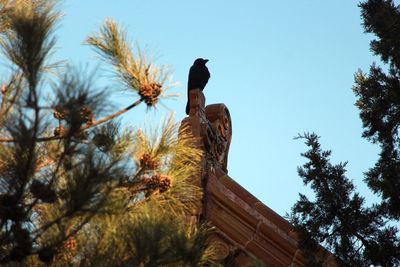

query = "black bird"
[[186, 58, 210, 115]]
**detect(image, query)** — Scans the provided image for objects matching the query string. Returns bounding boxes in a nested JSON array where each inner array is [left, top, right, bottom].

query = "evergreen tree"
[[354, 0, 400, 219], [290, 0, 400, 265], [289, 134, 400, 266], [0, 0, 218, 265]]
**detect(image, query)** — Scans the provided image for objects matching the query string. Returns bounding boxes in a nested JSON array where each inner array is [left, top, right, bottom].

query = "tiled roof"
[[181, 89, 337, 266]]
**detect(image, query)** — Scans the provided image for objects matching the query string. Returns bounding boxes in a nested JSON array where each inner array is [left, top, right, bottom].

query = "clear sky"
[[51, 1, 380, 216]]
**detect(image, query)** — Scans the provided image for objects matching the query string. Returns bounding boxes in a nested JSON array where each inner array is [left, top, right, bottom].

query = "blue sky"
[[52, 1, 381, 216]]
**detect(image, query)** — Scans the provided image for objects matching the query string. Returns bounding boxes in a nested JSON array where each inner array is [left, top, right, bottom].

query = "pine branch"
[[82, 98, 143, 130], [0, 99, 143, 142], [0, 2, 214, 265], [86, 19, 175, 107]]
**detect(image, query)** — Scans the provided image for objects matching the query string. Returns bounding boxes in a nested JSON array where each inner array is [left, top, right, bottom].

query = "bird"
[[185, 58, 210, 115]]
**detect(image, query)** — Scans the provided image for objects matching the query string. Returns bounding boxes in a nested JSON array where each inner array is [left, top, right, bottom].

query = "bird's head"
[[193, 58, 209, 66]]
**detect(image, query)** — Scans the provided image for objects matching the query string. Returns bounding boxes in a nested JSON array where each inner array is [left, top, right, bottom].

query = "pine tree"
[[289, 134, 400, 266], [354, 0, 400, 219], [289, 0, 400, 266], [0, 0, 218, 265]]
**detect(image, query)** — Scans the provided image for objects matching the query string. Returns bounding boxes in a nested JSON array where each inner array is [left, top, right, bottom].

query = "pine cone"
[[64, 237, 77, 251], [79, 106, 94, 125], [139, 83, 162, 106], [146, 174, 160, 189], [146, 174, 171, 193], [139, 153, 158, 169], [53, 106, 68, 120], [158, 174, 171, 193]]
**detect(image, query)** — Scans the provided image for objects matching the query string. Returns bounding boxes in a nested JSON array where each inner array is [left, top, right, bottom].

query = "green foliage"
[[360, 0, 400, 68], [290, 2, 400, 266], [86, 19, 175, 107], [0, 0, 60, 88], [289, 134, 400, 266], [80, 211, 216, 267], [354, 0, 400, 218], [0, 1, 217, 266]]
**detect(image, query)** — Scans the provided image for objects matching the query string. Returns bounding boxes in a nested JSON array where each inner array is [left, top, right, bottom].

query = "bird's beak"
[[204, 59, 209, 63]]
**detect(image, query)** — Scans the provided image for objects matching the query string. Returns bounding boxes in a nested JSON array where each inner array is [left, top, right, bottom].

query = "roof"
[[180, 89, 337, 266]]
